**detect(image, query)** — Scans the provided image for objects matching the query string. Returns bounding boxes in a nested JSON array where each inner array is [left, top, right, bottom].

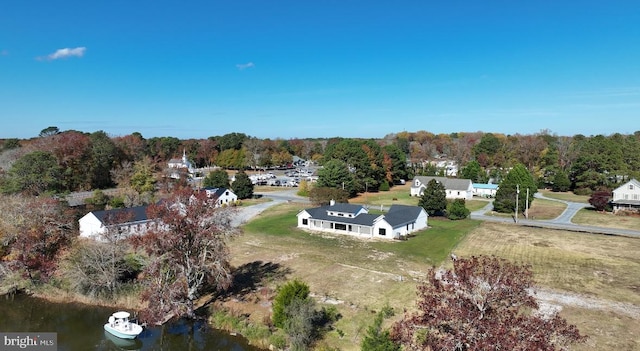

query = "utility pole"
[[515, 184, 520, 223], [525, 187, 529, 219]]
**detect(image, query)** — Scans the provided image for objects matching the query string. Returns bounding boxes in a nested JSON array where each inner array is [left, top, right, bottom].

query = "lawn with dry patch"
[[526, 197, 567, 220], [453, 221, 640, 351], [225, 202, 639, 350], [572, 208, 640, 231]]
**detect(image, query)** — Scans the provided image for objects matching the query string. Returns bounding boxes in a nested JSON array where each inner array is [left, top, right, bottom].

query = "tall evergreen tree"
[[493, 163, 537, 214], [418, 179, 447, 216], [203, 169, 230, 188], [317, 159, 356, 197], [231, 171, 254, 199]]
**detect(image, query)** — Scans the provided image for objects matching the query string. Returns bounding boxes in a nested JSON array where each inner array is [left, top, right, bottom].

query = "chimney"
[[329, 199, 335, 206]]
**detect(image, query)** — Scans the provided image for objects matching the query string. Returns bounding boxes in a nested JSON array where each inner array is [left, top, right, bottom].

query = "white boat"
[[104, 311, 143, 339]]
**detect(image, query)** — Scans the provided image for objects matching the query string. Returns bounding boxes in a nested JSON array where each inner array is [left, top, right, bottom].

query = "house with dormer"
[[410, 176, 473, 200], [610, 178, 640, 213], [296, 201, 428, 240]]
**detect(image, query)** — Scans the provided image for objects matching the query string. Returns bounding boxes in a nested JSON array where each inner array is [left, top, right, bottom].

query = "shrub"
[[447, 199, 470, 220], [272, 279, 310, 329]]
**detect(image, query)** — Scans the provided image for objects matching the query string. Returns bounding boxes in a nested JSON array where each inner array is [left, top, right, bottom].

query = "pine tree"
[[493, 163, 537, 213], [231, 170, 254, 199], [418, 179, 447, 216], [203, 169, 230, 188], [447, 199, 470, 220]]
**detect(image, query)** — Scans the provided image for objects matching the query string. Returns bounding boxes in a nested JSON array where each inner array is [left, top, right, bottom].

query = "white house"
[[411, 176, 473, 200], [610, 178, 640, 213], [473, 183, 499, 198], [79, 206, 155, 240], [203, 187, 238, 207], [297, 202, 428, 240]]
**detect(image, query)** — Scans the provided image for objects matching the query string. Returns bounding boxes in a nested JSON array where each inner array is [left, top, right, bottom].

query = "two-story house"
[[610, 178, 640, 213]]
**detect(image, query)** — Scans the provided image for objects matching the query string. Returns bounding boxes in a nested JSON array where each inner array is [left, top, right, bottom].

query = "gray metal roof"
[[413, 176, 472, 191], [91, 206, 150, 225], [384, 205, 427, 226], [304, 206, 380, 226], [303, 203, 425, 227]]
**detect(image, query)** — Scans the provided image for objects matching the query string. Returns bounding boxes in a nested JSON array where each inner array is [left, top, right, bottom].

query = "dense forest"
[[1, 127, 639, 197]]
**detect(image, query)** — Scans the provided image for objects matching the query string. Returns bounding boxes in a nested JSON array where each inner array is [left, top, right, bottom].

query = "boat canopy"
[[112, 311, 131, 319]]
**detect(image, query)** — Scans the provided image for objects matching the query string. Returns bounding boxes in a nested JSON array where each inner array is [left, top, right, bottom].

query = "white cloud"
[[38, 47, 86, 61], [236, 62, 255, 70]]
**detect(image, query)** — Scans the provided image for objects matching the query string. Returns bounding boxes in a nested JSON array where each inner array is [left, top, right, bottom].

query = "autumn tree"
[[418, 179, 447, 216], [391, 256, 586, 351], [2, 196, 74, 281], [134, 188, 239, 324], [130, 157, 157, 194], [588, 190, 611, 212]]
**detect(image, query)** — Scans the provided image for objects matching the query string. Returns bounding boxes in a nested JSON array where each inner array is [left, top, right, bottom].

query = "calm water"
[[0, 294, 263, 351]]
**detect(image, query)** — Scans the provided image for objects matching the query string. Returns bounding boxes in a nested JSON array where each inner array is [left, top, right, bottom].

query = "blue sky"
[[2, 1, 639, 140]]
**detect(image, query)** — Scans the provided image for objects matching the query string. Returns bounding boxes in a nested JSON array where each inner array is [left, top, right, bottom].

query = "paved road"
[[236, 189, 640, 238], [232, 189, 310, 227], [470, 194, 640, 238]]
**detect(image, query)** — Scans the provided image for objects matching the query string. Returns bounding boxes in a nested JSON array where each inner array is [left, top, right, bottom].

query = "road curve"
[[470, 195, 640, 238]]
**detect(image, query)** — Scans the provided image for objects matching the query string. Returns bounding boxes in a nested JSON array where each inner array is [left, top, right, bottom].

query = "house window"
[[302, 218, 308, 225], [335, 223, 347, 231], [338, 213, 344, 217], [630, 185, 634, 190], [379, 228, 386, 236]]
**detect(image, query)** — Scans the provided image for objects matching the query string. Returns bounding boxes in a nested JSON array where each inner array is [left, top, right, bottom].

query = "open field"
[[229, 203, 479, 349], [526, 197, 567, 220], [453, 221, 640, 351], [228, 203, 640, 350], [540, 189, 591, 204], [572, 208, 640, 231]]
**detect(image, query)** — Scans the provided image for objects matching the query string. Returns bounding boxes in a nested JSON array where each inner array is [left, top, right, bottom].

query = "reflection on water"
[[0, 293, 262, 351]]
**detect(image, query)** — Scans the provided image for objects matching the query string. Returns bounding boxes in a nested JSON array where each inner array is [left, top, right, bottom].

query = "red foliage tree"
[[588, 190, 611, 212], [4, 197, 74, 281], [132, 187, 239, 324], [391, 256, 586, 351]]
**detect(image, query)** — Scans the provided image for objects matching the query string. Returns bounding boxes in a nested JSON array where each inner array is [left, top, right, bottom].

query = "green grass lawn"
[[243, 204, 480, 268], [372, 218, 481, 265]]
